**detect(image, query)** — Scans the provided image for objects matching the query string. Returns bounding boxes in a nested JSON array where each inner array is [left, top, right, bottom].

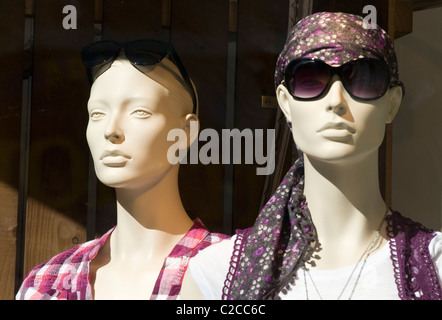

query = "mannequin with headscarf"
[[189, 12, 442, 300], [16, 40, 228, 300]]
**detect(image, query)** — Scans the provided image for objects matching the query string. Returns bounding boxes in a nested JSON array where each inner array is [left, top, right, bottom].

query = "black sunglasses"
[[284, 58, 391, 101], [81, 39, 197, 114]]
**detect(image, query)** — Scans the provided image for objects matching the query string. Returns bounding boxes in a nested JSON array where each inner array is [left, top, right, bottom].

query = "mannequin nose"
[[105, 126, 125, 144], [325, 79, 348, 116]]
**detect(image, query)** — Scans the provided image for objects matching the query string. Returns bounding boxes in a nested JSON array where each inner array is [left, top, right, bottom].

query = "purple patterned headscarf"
[[222, 12, 404, 300], [275, 11, 404, 92]]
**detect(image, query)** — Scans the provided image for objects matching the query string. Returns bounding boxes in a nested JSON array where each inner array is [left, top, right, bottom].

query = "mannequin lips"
[[100, 150, 132, 166], [317, 122, 355, 139]]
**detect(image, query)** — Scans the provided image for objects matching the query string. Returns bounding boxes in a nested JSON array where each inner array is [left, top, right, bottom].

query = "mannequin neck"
[[303, 151, 388, 268], [91, 165, 195, 299], [111, 165, 194, 262]]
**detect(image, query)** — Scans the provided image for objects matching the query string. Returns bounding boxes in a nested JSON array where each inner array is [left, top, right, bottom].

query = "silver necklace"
[[303, 208, 389, 300]]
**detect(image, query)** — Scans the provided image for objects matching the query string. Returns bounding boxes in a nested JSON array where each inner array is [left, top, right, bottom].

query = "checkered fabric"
[[16, 219, 228, 300]]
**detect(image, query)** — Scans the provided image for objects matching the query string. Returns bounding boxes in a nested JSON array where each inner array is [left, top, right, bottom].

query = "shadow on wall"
[[393, 7, 442, 231]]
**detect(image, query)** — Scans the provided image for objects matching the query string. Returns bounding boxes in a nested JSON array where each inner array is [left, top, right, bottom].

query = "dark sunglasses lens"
[[82, 41, 120, 67], [342, 60, 389, 99], [125, 41, 168, 66], [287, 61, 330, 99]]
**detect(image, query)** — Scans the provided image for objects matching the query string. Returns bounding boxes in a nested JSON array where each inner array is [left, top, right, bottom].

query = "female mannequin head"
[[276, 73, 402, 164], [274, 12, 404, 163], [83, 41, 198, 190]]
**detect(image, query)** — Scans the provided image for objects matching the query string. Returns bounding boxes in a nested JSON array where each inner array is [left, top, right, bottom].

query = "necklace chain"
[[303, 208, 389, 300]]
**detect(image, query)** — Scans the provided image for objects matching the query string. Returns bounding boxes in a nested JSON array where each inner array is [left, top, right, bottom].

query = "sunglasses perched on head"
[[283, 58, 391, 101], [81, 39, 197, 113]]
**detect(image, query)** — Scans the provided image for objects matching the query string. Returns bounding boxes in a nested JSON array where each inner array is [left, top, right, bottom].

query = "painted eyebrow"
[[87, 97, 159, 112], [123, 96, 156, 105], [87, 99, 108, 109]]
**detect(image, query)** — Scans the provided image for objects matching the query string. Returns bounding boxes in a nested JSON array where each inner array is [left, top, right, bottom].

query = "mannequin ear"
[[184, 113, 199, 148], [276, 84, 292, 122], [386, 86, 403, 124]]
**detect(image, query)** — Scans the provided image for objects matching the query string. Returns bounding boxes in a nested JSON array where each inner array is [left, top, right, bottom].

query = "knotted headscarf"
[[222, 12, 404, 300], [275, 11, 404, 92]]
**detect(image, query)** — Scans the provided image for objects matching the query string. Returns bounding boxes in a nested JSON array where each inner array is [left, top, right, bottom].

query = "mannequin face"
[[277, 76, 402, 164], [86, 59, 193, 189]]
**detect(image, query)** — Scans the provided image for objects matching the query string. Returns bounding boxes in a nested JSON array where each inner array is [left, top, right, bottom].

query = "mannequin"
[[16, 40, 227, 300], [88, 57, 197, 299], [189, 12, 442, 300]]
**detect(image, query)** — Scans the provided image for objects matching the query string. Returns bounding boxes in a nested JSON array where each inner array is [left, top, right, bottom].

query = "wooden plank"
[[394, 0, 413, 39], [170, 0, 229, 233], [232, 0, 289, 230], [101, 0, 168, 41], [312, 0, 389, 31], [22, 0, 95, 276], [0, 0, 25, 300], [413, 0, 442, 10]]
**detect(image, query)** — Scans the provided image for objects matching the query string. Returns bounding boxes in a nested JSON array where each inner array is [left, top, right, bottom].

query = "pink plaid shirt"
[[16, 219, 228, 300]]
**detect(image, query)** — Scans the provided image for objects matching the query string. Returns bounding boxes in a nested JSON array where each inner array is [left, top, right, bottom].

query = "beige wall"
[[393, 7, 442, 231]]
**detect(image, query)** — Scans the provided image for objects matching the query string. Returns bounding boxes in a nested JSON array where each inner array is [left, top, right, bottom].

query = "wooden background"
[[0, 0, 413, 299]]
